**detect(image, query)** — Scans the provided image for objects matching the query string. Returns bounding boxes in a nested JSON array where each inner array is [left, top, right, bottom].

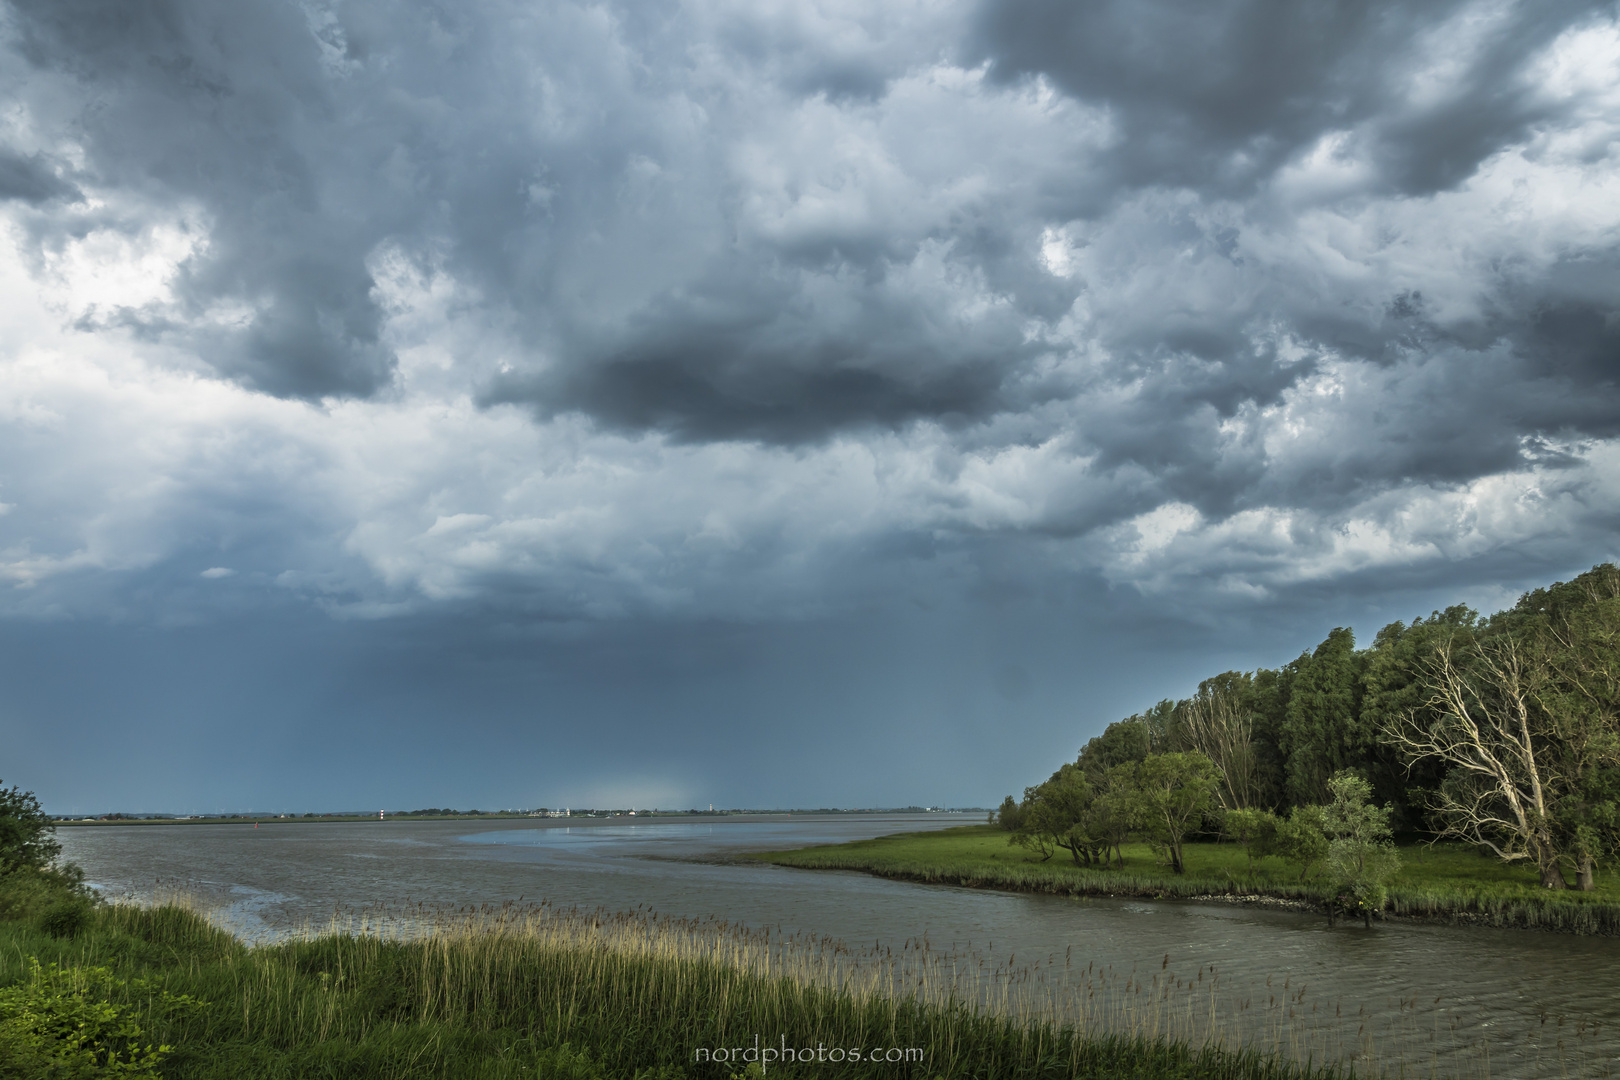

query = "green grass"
[[0, 873, 1357, 1080], [753, 826, 1620, 934]]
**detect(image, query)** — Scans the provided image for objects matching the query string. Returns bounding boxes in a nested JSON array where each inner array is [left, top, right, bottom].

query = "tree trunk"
[[1577, 855, 1596, 891], [1539, 858, 1568, 889]]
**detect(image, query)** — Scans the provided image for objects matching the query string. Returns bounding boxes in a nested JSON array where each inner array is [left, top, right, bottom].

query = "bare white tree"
[[1178, 682, 1260, 811], [1383, 634, 1570, 888]]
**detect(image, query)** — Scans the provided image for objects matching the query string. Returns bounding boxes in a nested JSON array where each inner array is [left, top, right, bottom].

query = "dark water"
[[58, 815, 1620, 1078]]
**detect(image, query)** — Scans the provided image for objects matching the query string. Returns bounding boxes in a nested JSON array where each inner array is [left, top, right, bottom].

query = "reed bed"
[[6, 892, 1349, 1080], [10, 888, 1616, 1078]]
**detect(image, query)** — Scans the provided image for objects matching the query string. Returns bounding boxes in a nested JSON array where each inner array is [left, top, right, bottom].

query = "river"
[[57, 814, 1620, 1078]]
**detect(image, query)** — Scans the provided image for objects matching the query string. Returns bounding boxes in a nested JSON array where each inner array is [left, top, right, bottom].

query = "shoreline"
[[753, 826, 1620, 937]]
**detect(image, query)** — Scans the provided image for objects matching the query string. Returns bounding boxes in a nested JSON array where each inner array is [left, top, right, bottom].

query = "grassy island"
[[755, 825, 1620, 935]]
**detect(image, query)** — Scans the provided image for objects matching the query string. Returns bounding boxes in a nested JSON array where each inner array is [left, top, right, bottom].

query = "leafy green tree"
[[0, 782, 60, 875], [1265, 804, 1329, 882], [1281, 629, 1367, 806], [1319, 772, 1402, 927], [1089, 764, 1141, 869], [1221, 808, 1280, 875], [1127, 752, 1220, 874], [1247, 665, 1293, 808], [1011, 766, 1109, 867], [992, 795, 1025, 832], [1077, 716, 1153, 778]]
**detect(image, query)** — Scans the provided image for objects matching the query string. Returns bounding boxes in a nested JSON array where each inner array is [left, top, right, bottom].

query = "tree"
[[1318, 772, 1402, 927], [1246, 665, 1293, 808], [1267, 804, 1329, 882], [1502, 564, 1620, 889], [1360, 607, 1479, 829], [1281, 628, 1367, 806], [993, 795, 1025, 832], [1177, 671, 1262, 810], [1128, 752, 1220, 874], [1076, 717, 1152, 778], [1089, 764, 1140, 869], [1011, 766, 1108, 867], [0, 782, 61, 875], [1221, 807, 1280, 875], [1383, 631, 1575, 888]]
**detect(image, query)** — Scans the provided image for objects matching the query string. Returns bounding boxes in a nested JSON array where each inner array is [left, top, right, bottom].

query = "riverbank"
[[0, 875, 1347, 1080], [753, 825, 1620, 935]]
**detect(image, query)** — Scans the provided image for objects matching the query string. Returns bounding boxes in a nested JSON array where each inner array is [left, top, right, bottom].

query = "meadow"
[[755, 826, 1620, 935]]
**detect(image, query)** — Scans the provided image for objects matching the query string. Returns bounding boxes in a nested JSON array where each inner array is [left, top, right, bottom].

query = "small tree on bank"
[[0, 782, 61, 875], [1129, 752, 1221, 874], [1221, 808, 1280, 875], [1319, 772, 1401, 927]]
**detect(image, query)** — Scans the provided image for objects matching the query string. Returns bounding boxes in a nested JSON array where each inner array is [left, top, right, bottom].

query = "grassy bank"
[[0, 873, 1349, 1080], [755, 826, 1620, 935]]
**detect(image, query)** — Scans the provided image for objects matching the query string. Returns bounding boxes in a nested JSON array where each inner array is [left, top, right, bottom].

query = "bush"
[[0, 958, 206, 1078], [0, 782, 61, 874], [0, 865, 90, 923], [37, 897, 94, 939]]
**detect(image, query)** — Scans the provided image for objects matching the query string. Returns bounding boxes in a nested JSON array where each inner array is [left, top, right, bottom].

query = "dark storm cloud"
[[7, 0, 397, 398], [2, 0, 1618, 625], [0, 149, 79, 204], [971, 0, 1596, 196], [6, 0, 1605, 455], [488, 257, 1051, 442], [2, 0, 1075, 432]]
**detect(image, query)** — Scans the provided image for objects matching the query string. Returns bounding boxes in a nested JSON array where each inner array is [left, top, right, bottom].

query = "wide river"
[[59, 814, 1620, 1078]]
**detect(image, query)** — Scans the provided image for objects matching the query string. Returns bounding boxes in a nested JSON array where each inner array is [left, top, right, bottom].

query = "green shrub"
[[0, 865, 90, 924], [37, 896, 94, 939], [0, 957, 207, 1078]]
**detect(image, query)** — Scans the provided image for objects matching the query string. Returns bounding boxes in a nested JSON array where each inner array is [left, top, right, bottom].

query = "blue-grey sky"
[[2, 0, 1618, 815]]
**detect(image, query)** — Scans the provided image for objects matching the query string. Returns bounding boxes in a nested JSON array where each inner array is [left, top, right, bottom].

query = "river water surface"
[[58, 814, 1620, 1078]]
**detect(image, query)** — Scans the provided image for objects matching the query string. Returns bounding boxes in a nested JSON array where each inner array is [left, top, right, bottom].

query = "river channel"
[[58, 814, 1620, 1078]]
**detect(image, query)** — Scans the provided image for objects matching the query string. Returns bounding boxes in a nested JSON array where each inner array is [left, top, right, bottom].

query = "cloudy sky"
[[3, 0, 1618, 815]]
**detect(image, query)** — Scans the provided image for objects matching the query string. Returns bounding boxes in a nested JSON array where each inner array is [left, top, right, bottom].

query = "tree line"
[[996, 563, 1620, 899]]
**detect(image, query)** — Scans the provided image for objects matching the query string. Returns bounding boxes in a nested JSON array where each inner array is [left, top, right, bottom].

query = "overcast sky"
[[3, 0, 1618, 815]]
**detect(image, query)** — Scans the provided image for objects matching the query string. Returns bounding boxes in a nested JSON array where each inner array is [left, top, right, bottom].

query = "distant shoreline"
[[56, 809, 983, 827]]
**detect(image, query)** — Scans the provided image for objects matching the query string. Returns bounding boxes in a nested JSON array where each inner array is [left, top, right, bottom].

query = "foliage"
[[997, 562, 1620, 893], [1127, 752, 1221, 875], [1280, 629, 1366, 807], [0, 780, 61, 875], [0, 896, 1351, 1080], [1316, 773, 1402, 922], [1076, 715, 1153, 776], [1220, 808, 1279, 874], [1266, 806, 1329, 883], [38, 896, 95, 939], [992, 794, 1024, 832], [0, 957, 204, 1078]]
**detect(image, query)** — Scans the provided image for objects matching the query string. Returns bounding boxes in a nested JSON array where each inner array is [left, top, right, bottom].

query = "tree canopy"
[[997, 563, 1620, 891]]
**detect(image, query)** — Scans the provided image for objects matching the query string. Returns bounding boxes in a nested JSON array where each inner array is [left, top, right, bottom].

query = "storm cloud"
[[1, 0, 1618, 808]]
